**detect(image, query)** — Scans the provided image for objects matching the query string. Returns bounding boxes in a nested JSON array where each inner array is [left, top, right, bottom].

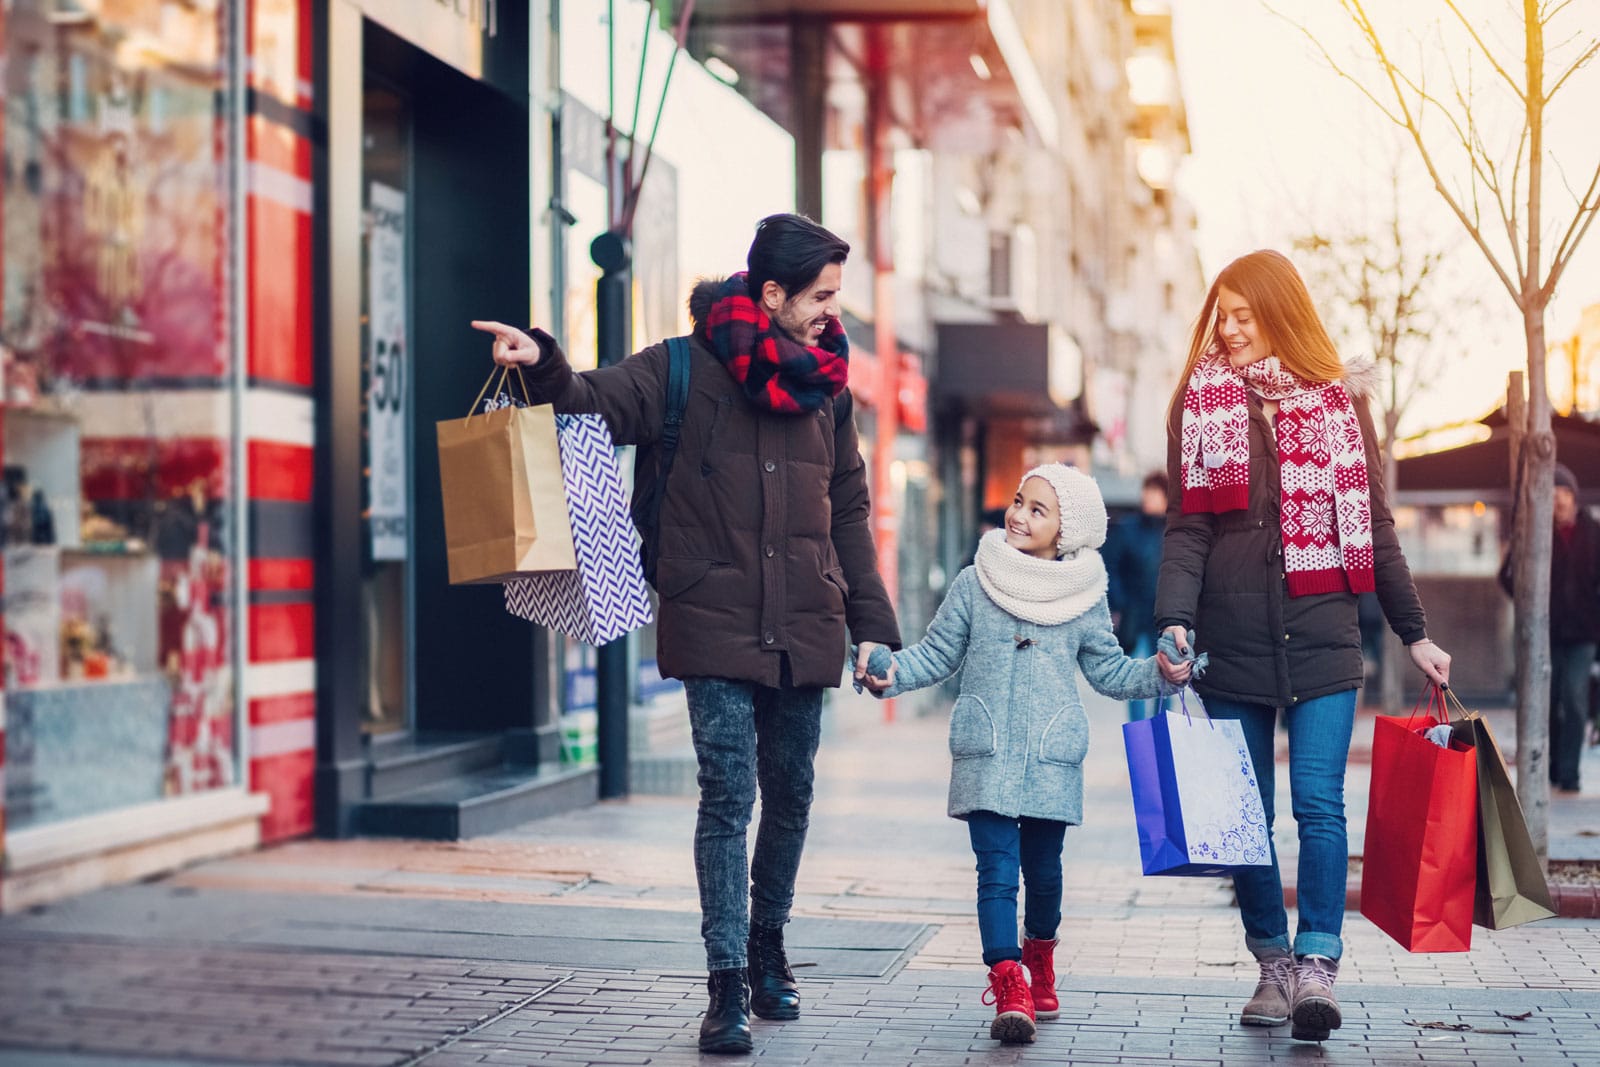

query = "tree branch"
[[1544, 160, 1600, 300], [1544, 0, 1576, 25], [1544, 38, 1599, 103], [1341, 0, 1523, 303], [1443, 0, 1529, 101], [1266, 2, 1407, 125]]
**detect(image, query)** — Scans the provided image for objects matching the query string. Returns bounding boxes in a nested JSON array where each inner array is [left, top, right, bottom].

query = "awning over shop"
[[680, 0, 1054, 154], [934, 321, 1051, 415], [1396, 407, 1600, 502]]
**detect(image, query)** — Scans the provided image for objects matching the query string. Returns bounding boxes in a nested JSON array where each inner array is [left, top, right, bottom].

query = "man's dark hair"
[[1142, 470, 1170, 496], [746, 213, 849, 301]]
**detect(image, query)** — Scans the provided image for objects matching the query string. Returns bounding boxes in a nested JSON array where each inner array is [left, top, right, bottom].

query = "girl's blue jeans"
[[966, 810, 1068, 966], [1204, 688, 1358, 961]]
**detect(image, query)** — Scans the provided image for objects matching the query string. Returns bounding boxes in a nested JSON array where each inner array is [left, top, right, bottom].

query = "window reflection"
[[1, 0, 237, 828]]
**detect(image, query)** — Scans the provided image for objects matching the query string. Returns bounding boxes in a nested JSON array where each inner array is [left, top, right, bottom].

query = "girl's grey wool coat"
[[880, 568, 1166, 825]]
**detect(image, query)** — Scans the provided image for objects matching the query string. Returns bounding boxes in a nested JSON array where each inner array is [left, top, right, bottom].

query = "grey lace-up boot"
[[1289, 954, 1341, 1041], [1239, 951, 1296, 1027]]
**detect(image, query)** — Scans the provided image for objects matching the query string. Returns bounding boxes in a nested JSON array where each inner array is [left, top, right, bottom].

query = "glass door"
[[360, 80, 412, 736]]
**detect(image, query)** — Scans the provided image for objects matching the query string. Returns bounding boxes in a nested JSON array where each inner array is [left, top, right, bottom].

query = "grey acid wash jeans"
[[682, 676, 825, 972]]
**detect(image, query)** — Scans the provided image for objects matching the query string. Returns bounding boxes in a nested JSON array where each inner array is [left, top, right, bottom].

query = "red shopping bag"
[[1359, 685, 1479, 952]]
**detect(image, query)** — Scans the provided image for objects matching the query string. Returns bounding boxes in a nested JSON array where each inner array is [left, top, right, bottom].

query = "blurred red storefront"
[[0, 0, 579, 912], [0, 0, 318, 910]]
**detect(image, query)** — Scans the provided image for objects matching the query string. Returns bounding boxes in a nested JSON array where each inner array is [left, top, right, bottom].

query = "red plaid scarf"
[[1179, 348, 1374, 596], [704, 272, 849, 414]]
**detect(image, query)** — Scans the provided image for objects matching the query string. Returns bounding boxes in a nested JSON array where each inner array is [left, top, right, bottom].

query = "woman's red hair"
[[1168, 250, 1345, 418]]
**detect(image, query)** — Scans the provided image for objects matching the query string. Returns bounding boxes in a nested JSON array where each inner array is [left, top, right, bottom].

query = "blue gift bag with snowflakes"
[[503, 414, 653, 645], [1122, 692, 1273, 876]]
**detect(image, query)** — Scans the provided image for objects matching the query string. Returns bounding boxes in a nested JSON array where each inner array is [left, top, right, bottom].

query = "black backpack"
[[630, 336, 852, 588]]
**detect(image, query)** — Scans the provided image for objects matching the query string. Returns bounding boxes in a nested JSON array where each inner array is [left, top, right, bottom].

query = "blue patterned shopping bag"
[[503, 414, 653, 645], [1122, 693, 1273, 876]]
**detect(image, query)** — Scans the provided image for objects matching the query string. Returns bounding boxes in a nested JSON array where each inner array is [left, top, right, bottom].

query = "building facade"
[[0, 0, 1204, 909], [0, 0, 597, 910]]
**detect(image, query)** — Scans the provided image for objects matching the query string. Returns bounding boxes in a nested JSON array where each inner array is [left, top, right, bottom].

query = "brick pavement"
[[3, 685, 1600, 1065]]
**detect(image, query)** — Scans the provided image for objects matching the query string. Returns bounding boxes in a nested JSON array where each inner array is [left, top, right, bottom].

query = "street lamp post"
[[592, 229, 632, 799]]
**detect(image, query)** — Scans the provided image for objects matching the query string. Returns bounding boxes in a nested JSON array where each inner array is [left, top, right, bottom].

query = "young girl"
[[862, 463, 1187, 1044]]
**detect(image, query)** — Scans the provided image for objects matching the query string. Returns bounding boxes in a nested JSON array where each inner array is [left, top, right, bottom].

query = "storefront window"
[[1, 1, 238, 829]]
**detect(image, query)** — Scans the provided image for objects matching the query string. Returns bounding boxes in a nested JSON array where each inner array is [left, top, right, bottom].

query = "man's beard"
[[772, 302, 817, 345]]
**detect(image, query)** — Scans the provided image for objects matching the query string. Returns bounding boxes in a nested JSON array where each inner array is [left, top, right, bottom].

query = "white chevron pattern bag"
[[503, 414, 653, 645]]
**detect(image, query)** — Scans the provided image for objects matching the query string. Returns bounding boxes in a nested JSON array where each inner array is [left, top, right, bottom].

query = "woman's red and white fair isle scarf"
[[1179, 348, 1375, 597]]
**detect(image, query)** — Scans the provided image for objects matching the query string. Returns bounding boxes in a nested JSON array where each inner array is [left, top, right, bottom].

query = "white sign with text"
[[368, 182, 408, 561]]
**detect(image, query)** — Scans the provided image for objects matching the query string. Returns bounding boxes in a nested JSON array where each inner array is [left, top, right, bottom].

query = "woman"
[[1153, 250, 1451, 1043]]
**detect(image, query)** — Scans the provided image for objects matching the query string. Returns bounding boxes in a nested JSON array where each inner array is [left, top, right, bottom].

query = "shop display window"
[[1, 1, 238, 829]]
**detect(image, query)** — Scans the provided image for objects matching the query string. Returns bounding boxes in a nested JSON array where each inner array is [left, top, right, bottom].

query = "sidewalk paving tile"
[[4, 686, 1600, 1065]]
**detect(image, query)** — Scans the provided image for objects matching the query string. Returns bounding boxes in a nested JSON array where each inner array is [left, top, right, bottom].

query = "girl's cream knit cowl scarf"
[[973, 528, 1108, 626]]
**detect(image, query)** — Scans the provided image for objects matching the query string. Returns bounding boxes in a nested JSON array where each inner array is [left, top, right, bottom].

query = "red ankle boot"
[[1021, 937, 1059, 1018], [982, 959, 1037, 1044]]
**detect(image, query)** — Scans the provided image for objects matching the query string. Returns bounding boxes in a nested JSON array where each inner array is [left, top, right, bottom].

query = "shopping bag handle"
[[1176, 687, 1216, 730], [1402, 681, 1449, 729], [466, 364, 532, 420], [1440, 686, 1474, 721]]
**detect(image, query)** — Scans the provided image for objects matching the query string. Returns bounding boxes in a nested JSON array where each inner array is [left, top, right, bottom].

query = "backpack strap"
[[661, 335, 691, 461], [637, 337, 691, 582]]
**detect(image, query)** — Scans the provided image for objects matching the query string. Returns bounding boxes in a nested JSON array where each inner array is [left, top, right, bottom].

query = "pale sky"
[[1170, 0, 1600, 436]]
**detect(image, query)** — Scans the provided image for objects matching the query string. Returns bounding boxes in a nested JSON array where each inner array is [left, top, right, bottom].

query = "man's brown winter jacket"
[[518, 280, 900, 688]]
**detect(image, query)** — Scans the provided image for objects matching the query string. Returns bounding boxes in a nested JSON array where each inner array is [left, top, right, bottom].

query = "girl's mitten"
[[1156, 628, 1209, 678], [848, 644, 895, 694]]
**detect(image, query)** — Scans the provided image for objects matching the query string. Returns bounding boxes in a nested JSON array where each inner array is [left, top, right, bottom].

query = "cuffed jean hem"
[[708, 956, 747, 973], [1247, 934, 1292, 960], [1293, 932, 1343, 961]]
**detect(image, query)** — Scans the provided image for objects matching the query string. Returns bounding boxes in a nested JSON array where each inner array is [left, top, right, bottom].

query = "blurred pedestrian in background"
[[1499, 461, 1600, 794], [1104, 470, 1170, 720]]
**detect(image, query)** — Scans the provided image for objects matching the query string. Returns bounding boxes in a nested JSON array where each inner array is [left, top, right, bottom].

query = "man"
[[1499, 462, 1600, 794], [1104, 470, 1170, 720], [472, 213, 900, 1054]]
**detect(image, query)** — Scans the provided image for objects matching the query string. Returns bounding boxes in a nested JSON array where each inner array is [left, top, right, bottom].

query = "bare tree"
[[1282, 0, 1600, 860], [1292, 157, 1457, 713]]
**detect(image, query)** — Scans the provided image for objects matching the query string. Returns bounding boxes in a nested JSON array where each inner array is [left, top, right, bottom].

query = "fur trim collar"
[[1342, 355, 1379, 399], [688, 276, 723, 333]]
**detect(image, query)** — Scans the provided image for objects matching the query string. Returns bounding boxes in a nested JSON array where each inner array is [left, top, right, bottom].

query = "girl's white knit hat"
[[1021, 463, 1107, 558]]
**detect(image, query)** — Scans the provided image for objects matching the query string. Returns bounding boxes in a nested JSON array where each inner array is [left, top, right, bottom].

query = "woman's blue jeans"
[[966, 810, 1068, 966], [1203, 689, 1357, 961], [684, 676, 824, 972]]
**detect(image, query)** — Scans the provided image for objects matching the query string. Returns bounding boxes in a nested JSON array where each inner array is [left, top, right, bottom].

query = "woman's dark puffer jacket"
[[1154, 361, 1427, 707]]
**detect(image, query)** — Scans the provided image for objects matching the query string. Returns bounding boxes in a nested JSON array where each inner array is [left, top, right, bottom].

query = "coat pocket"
[[949, 695, 998, 759], [823, 567, 849, 604], [1039, 704, 1090, 766], [657, 557, 713, 599]]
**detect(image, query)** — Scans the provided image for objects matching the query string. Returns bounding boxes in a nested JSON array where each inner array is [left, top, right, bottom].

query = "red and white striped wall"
[[1, 0, 10, 909], [244, 0, 317, 843]]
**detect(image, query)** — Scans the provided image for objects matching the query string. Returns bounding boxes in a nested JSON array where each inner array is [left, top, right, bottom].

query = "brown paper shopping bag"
[[1445, 693, 1557, 930], [435, 367, 576, 584]]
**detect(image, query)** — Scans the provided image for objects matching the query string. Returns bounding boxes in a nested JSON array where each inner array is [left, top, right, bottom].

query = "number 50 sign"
[[368, 182, 409, 562]]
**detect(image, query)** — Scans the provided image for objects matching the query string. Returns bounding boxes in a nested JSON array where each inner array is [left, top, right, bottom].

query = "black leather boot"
[[747, 923, 801, 1020], [699, 968, 753, 1054]]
